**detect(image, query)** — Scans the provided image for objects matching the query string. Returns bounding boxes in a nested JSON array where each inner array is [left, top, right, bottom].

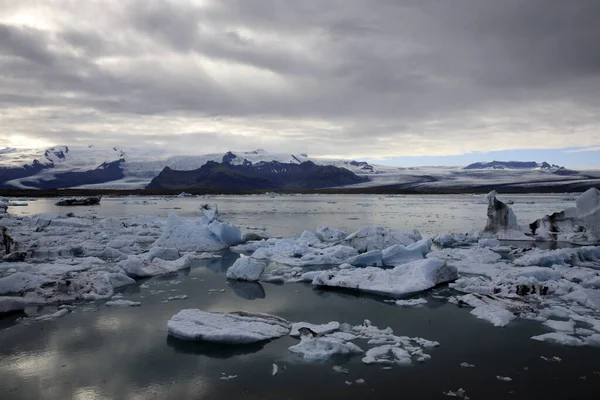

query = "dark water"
[[1, 255, 600, 399]]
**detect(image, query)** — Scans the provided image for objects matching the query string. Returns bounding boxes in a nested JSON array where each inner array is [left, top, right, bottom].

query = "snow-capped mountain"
[[1, 145, 600, 191]]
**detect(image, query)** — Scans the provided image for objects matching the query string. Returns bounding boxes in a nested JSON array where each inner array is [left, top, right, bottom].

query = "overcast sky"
[[1, 0, 599, 166]]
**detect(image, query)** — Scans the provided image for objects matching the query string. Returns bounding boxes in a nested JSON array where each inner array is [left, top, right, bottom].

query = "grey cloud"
[[1, 0, 600, 157]]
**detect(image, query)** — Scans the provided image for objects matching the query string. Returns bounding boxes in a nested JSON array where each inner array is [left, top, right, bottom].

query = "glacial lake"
[[1, 193, 600, 399]]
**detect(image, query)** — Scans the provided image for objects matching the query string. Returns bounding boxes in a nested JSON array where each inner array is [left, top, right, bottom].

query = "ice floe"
[[226, 256, 268, 281], [288, 336, 363, 361], [312, 258, 457, 299], [167, 310, 291, 343]]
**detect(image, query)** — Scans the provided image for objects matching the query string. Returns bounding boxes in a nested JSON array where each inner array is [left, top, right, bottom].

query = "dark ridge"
[[147, 160, 368, 190]]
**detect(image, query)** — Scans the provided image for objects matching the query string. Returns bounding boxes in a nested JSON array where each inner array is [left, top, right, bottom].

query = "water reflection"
[[228, 281, 266, 300], [166, 336, 266, 358]]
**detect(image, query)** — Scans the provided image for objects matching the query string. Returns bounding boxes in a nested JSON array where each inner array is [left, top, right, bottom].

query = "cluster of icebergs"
[[2, 188, 600, 350], [0, 203, 244, 312], [167, 309, 439, 364]]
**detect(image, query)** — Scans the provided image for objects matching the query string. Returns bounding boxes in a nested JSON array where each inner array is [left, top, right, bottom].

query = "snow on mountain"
[[2, 145, 600, 191]]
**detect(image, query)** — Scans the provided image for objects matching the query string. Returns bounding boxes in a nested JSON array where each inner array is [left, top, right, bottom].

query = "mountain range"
[[1, 146, 600, 192]]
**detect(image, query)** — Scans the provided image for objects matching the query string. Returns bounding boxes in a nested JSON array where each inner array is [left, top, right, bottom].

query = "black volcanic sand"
[[1, 256, 600, 400]]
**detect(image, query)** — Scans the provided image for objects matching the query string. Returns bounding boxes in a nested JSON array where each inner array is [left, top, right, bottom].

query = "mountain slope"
[[146, 160, 368, 190]]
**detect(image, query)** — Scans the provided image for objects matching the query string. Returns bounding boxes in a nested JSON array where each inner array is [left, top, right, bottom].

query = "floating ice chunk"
[[470, 306, 515, 327], [454, 294, 521, 327], [433, 232, 481, 247], [382, 239, 432, 266], [167, 295, 188, 301], [118, 254, 192, 278], [344, 227, 422, 252], [395, 298, 427, 307], [478, 238, 501, 248], [514, 247, 600, 268], [289, 321, 340, 337], [531, 332, 585, 346], [226, 257, 268, 281], [200, 203, 218, 222], [34, 308, 70, 321], [496, 375, 512, 382], [315, 226, 346, 242], [208, 220, 242, 246], [484, 191, 530, 240], [288, 336, 363, 361], [444, 388, 469, 398], [543, 319, 575, 333], [272, 363, 279, 376], [167, 310, 291, 343], [354, 379, 365, 384], [332, 365, 349, 374], [0, 296, 27, 313], [153, 211, 228, 252], [577, 188, 600, 240], [98, 217, 125, 230], [298, 230, 321, 246], [328, 331, 358, 341], [460, 362, 475, 368], [312, 258, 457, 299], [144, 247, 180, 261], [220, 375, 237, 381], [105, 300, 141, 307], [345, 250, 383, 267], [563, 289, 600, 311], [361, 345, 411, 365], [0, 272, 45, 295], [428, 247, 502, 276]]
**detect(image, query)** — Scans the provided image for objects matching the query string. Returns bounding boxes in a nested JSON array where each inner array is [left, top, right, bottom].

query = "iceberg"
[[226, 257, 268, 281], [288, 336, 363, 361], [290, 321, 341, 337], [167, 309, 291, 343], [0, 296, 27, 313], [117, 254, 192, 278], [153, 209, 241, 252], [361, 345, 412, 365], [312, 258, 457, 298], [344, 227, 422, 252], [483, 191, 530, 240], [577, 188, 600, 240], [381, 239, 432, 266]]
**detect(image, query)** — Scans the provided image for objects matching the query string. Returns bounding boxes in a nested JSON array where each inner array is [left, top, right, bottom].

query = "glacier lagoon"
[[1, 193, 600, 399]]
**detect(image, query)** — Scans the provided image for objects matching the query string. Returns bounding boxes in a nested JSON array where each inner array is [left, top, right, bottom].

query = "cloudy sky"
[[1, 0, 600, 166]]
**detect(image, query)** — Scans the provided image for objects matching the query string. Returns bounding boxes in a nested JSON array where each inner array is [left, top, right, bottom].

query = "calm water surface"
[[1, 194, 599, 399], [9, 193, 578, 237]]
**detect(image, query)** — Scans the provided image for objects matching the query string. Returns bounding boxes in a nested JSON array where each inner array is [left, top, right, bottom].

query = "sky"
[[1, 0, 600, 167]]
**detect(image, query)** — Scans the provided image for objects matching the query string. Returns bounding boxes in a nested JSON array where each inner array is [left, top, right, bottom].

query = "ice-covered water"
[[9, 193, 578, 237], [2, 193, 600, 399]]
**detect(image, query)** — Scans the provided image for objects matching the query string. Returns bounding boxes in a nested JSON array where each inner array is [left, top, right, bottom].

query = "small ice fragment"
[[540, 356, 549, 361], [167, 295, 188, 301], [580, 376, 587, 380], [395, 298, 428, 307], [355, 379, 365, 385], [220, 289, 225, 292], [344, 381, 352, 386], [552, 356, 562, 362], [333, 365, 349, 374], [496, 375, 512, 382], [220, 375, 237, 380], [443, 388, 468, 398], [460, 362, 475, 368], [105, 300, 141, 307], [272, 363, 279, 376]]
